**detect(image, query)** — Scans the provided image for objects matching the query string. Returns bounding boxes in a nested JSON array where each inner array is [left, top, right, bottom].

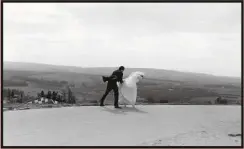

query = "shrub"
[[159, 99, 168, 103], [147, 97, 155, 103]]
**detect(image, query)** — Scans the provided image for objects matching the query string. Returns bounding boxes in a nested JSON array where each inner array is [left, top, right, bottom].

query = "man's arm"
[[118, 72, 123, 83], [110, 71, 118, 80]]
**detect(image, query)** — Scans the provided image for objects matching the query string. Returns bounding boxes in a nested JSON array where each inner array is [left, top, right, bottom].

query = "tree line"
[[37, 88, 76, 104], [3, 86, 76, 104], [2, 88, 24, 103]]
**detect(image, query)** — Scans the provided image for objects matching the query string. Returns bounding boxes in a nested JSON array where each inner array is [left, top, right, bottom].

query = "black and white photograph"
[[2, 2, 242, 146]]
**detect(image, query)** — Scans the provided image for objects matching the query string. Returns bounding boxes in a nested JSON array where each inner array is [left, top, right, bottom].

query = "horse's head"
[[129, 71, 145, 83]]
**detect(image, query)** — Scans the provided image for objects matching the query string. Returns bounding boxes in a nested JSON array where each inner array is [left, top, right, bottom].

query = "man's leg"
[[100, 86, 112, 106], [113, 86, 121, 108]]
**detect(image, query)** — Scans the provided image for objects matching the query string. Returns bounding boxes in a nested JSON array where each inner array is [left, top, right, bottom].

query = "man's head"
[[119, 66, 125, 72]]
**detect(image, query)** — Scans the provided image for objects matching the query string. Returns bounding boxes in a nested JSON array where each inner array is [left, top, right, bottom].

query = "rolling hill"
[[3, 61, 241, 85], [2, 61, 241, 105]]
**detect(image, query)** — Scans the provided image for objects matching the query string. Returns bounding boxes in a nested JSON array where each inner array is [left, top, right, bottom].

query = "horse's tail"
[[102, 76, 109, 82]]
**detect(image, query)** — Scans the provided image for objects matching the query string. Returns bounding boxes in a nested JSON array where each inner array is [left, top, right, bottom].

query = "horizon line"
[[3, 60, 241, 79]]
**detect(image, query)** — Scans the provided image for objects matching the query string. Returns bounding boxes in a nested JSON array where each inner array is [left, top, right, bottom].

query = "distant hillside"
[[3, 62, 241, 106], [4, 61, 241, 85]]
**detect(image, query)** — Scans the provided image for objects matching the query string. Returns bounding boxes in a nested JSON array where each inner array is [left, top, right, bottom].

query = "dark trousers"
[[100, 82, 119, 106]]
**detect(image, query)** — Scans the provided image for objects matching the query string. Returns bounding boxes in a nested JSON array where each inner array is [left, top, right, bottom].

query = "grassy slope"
[[3, 61, 241, 105], [4, 61, 241, 85]]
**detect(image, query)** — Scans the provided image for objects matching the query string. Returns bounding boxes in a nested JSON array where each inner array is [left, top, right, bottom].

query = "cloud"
[[3, 3, 241, 77]]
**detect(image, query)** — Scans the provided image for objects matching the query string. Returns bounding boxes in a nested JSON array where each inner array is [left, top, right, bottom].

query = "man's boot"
[[114, 92, 121, 109], [100, 90, 110, 107], [114, 105, 122, 109], [100, 97, 105, 106]]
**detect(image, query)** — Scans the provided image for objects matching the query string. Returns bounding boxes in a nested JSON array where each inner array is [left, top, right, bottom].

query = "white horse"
[[117, 71, 145, 108]]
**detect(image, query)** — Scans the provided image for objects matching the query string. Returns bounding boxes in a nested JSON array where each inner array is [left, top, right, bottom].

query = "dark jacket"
[[102, 69, 124, 84], [110, 69, 124, 83]]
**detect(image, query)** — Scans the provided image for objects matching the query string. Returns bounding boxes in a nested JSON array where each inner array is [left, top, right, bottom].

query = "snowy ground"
[[3, 105, 242, 146]]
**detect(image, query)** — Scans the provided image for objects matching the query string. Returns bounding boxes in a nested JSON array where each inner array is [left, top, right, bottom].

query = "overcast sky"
[[3, 3, 241, 77]]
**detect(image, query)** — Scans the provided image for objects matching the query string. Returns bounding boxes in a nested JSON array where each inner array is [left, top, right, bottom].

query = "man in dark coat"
[[100, 66, 125, 108]]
